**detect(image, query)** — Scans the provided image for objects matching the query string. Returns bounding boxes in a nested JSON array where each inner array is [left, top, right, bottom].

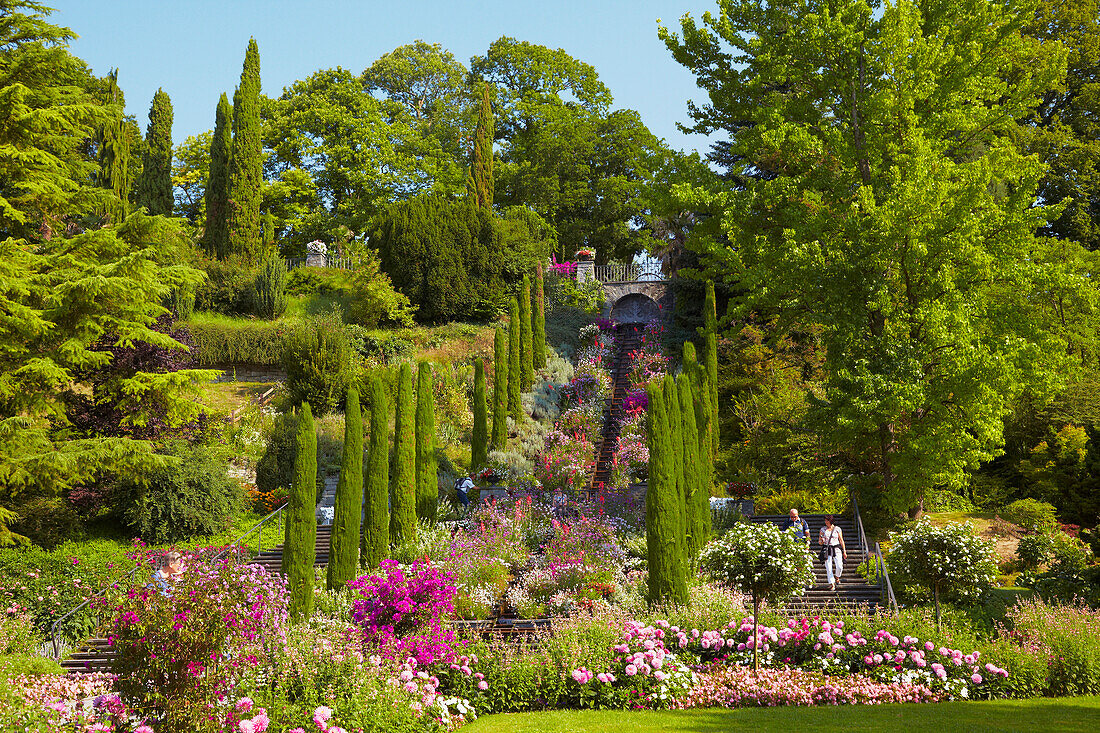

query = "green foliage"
[[282, 312, 353, 417], [95, 69, 131, 224], [1009, 599, 1100, 697], [1017, 425, 1100, 526], [389, 363, 417, 546], [533, 262, 547, 369], [663, 375, 685, 544], [508, 299, 522, 420], [202, 93, 232, 258], [346, 250, 417, 328], [134, 88, 173, 216], [9, 497, 82, 550], [519, 275, 534, 389], [887, 519, 998, 628], [252, 250, 288, 320], [646, 379, 688, 605], [193, 255, 257, 315], [472, 357, 488, 470], [1001, 499, 1061, 535], [185, 315, 286, 365], [229, 38, 264, 260], [702, 281, 719, 459], [661, 0, 1085, 516], [677, 372, 706, 566], [1017, 533, 1056, 570], [700, 521, 815, 606], [118, 442, 245, 544], [362, 376, 390, 568], [256, 410, 322, 502], [328, 388, 363, 589], [491, 327, 508, 449], [468, 82, 494, 210], [415, 362, 438, 522], [285, 403, 317, 621]]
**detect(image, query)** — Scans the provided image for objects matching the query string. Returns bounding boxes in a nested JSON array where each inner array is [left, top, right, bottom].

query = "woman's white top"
[[821, 526, 843, 546]]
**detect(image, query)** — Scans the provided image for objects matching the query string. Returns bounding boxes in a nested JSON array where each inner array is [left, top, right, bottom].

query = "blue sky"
[[52, 0, 715, 155]]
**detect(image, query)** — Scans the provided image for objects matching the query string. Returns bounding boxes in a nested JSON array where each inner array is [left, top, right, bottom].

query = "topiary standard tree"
[[362, 375, 390, 568], [283, 403, 317, 622], [507, 299, 522, 421], [415, 361, 438, 522], [703, 280, 719, 458], [327, 387, 363, 589], [203, 93, 231, 259], [700, 521, 814, 670], [491, 327, 508, 449], [135, 88, 173, 216], [532, 262, 547, 370], [229, 38, 263, 260], [646, 379, 689, 606], [472, 357, 488, 470], [390, 363, 417, 545], [886, 519, 997, 631], [519, 275, 534, 389]]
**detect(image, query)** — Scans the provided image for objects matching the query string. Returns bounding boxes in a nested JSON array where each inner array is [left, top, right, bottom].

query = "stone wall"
[[602, 283, 673, 323], [212, 363, 287, 383]]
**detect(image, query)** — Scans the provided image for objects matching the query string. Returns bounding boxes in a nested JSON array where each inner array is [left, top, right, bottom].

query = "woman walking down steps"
[[819, 515, 847, 591]]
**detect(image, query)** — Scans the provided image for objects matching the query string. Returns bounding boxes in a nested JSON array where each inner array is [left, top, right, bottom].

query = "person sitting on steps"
[[819, 515, 847, 591]]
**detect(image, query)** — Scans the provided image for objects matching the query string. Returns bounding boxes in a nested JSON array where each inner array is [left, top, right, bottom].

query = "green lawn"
[[464, 697, 1100, 733]]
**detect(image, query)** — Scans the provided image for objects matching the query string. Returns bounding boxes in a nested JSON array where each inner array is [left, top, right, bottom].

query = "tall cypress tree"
[[466, 81, 494, 210], [390, 363, 417, 545], [491, 327, 508, 449], [328, 388, 363, 589], [134, 88, 173, 216], [229, 38, 263, 260], [663, 374, 686, 549], [284, 403, 317, 622], [532, 262, 547, 369], [263, 210, 277, 250], [202, 94, 232, 258], [415, 361, 438, 522], [519, 275, 534, 389], [362, 376, 390, 568], [97, 69, 129, 223], [472, 357, 488, 470], [507, 299, 522, 421], [685, 341, 713, 547], [646, 380, 688, 605], [703, 280, 719, 457], [677, 373, 705, 567]]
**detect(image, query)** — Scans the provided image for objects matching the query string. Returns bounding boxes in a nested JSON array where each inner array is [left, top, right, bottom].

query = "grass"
[[464, 697, 1100, 733], [198, 380, 278, 415]]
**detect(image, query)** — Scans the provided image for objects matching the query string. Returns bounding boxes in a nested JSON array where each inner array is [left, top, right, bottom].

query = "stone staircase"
[[749, 514, 883, 613], [590, 324, 643, 491]]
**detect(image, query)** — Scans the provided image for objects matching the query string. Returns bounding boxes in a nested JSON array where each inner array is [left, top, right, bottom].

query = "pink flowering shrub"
[[104, 560, 288, 732], [348, 560, 459, 666], [535, 430, 595, 494]]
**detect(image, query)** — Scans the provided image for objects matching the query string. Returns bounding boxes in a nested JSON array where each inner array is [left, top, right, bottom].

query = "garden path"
[[589, 324, 643, 492]]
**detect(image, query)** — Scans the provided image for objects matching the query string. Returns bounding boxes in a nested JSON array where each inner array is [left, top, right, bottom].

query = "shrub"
[[1016, 533, 1055, 570], [1001, 498, 1060, 535], [117, 442, 244, 544], [345, 326, 415, 363], [184, 317, 287, 365], [252, 251, 288, 319], [346, 250, 417, 328], [1009, 599, 1100, 696], [9, 497, 83, 550], [194, 255, 256, 315], [282, 311, 354, 417], [886, 519, 998, 629]]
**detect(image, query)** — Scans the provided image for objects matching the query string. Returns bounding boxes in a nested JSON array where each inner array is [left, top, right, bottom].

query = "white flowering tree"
[[700, 521, 814, 670], [886, 519, 997, 631]]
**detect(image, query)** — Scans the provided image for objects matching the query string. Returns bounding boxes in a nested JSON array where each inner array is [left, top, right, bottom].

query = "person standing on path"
[[454, 473, 475, 509], [819, 515, 847, 591]]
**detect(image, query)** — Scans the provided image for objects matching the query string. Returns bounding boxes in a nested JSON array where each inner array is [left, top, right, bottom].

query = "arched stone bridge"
[[576, 260, 672, 324]]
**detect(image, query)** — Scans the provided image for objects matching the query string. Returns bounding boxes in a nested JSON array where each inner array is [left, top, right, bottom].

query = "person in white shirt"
[[818, 515, 847, 591], [454, 473, 475, 508]]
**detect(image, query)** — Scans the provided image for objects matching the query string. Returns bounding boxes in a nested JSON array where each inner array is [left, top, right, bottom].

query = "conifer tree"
[[229, 38, 263, 259], [703, 280, 719, 457], [284, 403, 317, 621], [97, 69, 130, 223], [203, 93, 232, 259], [686, 343, 714, 548], [415, 361, 438, 522], [263, 210, 276, 249], [491, 327, 508, 449], [362, 375, 390, 568], [134, 88, 173, 216], [507, 299, 522, 420], [663, 374, 686, 546], [327, 387, 362, 589], [466, 82, 494, 210], [533, 262, 547, 369], [472, 358, 488, 470], [519, 275, 534, 389], [646, 380, 688, 605], [677, 373, 706, 566], [390, 363, 417, 544]]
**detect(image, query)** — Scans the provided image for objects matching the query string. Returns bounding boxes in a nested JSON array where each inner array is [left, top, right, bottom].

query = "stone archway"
[[610, 292, 661, 324]]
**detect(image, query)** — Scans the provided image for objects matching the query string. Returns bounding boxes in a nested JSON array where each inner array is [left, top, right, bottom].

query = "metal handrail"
[[594, 261, 666, 283], [852, 494, 899, 613], [212, 502, 288, 564], [852, 495, 871, 558], [49, 562, 145, 659], [875, 541, 899, 613]]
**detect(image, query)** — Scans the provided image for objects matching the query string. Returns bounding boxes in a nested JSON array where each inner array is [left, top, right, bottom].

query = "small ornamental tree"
[[886, 519, 997, 631], [533, 261, 547, 369], [519, 275, 534, 389], [362, 375, 390, 568], [700, 521, 814, 670], [646, 379, 689, 605], [472, 357, 488, 470], [327, 387, 363, 589], [491, 327, 508, 449], [507, 299, 522, 420], [390, 363, 417, 545], [415, 361, 438, 522], [284, 403, 317, 622]]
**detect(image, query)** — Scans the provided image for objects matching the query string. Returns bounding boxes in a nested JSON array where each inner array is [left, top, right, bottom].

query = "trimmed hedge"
[[184, 318, 288, 365]]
